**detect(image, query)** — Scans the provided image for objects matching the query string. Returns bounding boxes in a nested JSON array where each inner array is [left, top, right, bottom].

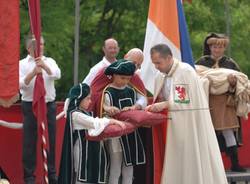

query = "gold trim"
[[0, 93, 19, 108], [99, 85, 110, 118], [129, 82, 148, 105]]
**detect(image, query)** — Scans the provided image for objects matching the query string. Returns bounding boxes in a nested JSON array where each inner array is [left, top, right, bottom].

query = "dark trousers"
[[22, 101, 57, 184]]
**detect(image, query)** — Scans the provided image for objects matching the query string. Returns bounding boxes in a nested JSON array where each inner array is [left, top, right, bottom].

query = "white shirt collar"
[[102, 56, 116, 65], [27, 54, 46, 62]]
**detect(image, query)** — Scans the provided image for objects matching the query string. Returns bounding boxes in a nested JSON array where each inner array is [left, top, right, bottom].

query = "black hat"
[[67, 83, 90, 110], [203, 33, 229, 55], [104, 59, 136, 76]]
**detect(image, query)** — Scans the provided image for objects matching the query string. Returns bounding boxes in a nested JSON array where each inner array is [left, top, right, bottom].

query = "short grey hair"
[[150, 44, 172, 58], [25, 34, 44, 50]]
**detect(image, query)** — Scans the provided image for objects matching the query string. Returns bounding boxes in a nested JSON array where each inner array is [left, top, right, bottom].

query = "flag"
[[141, 0, 194, 94], [28, 0, 49, 183], [140, 0, 194, 184], [0, 0, 19, 107]]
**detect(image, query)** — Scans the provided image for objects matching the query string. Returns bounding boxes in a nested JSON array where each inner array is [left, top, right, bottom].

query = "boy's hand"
[[109, 119, 126, 129], [122, 104, 141, 111], [122, 106, 132, 111], [105, 106, 120, 116]]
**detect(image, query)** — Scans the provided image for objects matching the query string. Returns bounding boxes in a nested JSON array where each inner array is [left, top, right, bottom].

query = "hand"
[[122, 106, 132, 111], [228, 74, 237, 87], [145, 101, 168, 112], [33, 65, 42, 75], [35, 57, 52, 75], [105, 106, 120, 116], [122, 104, 141, 111], [35, 57, 45, 68], [227, 74, 237, 87], [109, 119, 126, 129]]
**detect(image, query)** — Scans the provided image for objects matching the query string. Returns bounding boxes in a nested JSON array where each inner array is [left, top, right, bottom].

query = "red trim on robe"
[[152, 112, 167, 184]]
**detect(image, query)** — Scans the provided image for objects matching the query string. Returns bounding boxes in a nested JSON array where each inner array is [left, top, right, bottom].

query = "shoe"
[[231, 165, 247, 172], [227, 146, 246, 172]]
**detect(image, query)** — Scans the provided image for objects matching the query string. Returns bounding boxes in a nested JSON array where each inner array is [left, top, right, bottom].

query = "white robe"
[[153, 59, 227, 184]]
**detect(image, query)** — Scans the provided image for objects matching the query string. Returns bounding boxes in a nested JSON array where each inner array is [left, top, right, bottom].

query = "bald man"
[[125, 48, 153, 184], [124, 48, 144, 70], [124, 48, 147, 110], [83, 38, 120, 85]]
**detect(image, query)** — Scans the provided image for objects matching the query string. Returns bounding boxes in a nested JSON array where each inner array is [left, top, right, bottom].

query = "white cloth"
[[154, 59, 227, 184], [196, 64, 250, 118], [82, 57, 110, 85], [19, 55, 61, 102], [72, 111, 110, 136], [135, 93, 147, 109]]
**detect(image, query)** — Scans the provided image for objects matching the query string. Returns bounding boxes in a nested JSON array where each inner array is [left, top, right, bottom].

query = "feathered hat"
[[203, 33, 229, 55]]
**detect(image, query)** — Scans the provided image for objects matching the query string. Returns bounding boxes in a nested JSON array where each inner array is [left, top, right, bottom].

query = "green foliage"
[[184, 0, 250, 76], [20, 0, 250, 100]]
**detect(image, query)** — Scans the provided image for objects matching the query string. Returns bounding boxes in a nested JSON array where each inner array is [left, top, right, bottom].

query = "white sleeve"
[[63, 98, 70, 118], [72, 111, 110, 136], [135, 93, 147, 109], [104, 92, 111, 106], [19, 63, 28, 89], [19, 60, 32, 89], [82, 61, 104, 85], [82, 68, 96, 85], [46, 58, 61, 80]]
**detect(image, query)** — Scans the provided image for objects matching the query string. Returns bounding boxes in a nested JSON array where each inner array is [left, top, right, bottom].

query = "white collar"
[[27, 55, 46, 62], [102, 56, 116, 65]]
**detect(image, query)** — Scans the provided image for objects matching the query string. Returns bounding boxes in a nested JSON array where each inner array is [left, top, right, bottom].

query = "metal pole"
[[74, 0, 80, 85], [224, 0, 231, 56]]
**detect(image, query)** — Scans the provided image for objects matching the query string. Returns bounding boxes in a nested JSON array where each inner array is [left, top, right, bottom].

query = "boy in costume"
[[103, 60, 146, 184], [58, 83, 124, 184]]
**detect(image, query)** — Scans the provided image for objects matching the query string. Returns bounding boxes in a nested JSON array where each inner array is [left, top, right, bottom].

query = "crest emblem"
[[174, 84, 190, 104]]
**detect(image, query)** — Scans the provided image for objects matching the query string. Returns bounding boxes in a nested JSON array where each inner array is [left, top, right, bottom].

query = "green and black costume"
[[58, 83, 108, 184], [105, 86, 146, 166]]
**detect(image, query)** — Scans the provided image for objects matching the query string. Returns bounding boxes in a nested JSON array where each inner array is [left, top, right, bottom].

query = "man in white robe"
[[145, 44, 227, 184]]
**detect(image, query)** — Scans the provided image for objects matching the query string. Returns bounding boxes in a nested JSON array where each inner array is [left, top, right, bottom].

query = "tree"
[[20, 0, 250, 100], [184, 0, 250, 76]]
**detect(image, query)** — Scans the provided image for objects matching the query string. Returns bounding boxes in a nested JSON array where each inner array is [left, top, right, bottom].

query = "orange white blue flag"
[[141, 0, 194, 94]]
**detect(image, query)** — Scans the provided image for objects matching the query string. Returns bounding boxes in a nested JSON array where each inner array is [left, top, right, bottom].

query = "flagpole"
[[73, 0, 80, 85], [28, 0, 49, 183], [224, 0, 231, 56]]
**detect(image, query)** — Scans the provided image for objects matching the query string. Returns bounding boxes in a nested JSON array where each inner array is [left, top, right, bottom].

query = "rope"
[[0, 120, 22, 129], [0, 111, 65, 129], [41, 122, 48, 184]]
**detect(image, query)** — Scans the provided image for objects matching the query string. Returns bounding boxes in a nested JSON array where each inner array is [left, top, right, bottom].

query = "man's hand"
[[35, 57, 52, 75], [24, 65, 42, 85], [145, 101, 168, 112], [33, 65, 42, 74]]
